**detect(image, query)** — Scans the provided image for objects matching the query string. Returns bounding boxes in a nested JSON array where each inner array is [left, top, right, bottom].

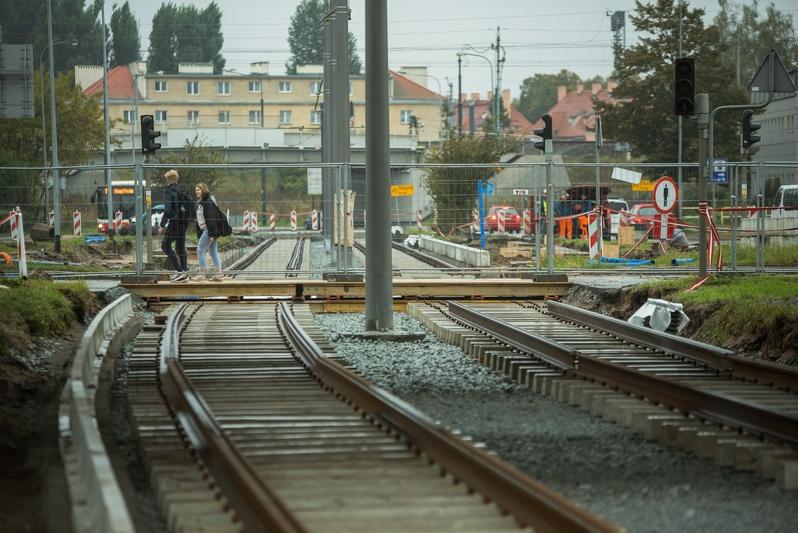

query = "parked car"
[[129, 204, 166, 233], [485, 206, 521, 232], [772, 185, 798, 218], [628, 203, 659, 229], [607, 197, 630, 222]]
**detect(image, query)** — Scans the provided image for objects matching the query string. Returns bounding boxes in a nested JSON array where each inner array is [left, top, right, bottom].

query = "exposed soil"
[[0, 323, 85, 533], [563, 283, 798, 366]]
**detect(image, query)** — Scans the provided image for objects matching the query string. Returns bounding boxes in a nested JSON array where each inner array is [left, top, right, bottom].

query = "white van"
[[772, 185, 798, 218]]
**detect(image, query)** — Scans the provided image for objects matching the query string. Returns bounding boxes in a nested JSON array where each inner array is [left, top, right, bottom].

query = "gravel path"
[[314, 311, 798, 533]]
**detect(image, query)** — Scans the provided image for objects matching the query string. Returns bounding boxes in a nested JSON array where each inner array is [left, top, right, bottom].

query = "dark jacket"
[[161, 182, 184, 231], [195, 193, 223, 239]]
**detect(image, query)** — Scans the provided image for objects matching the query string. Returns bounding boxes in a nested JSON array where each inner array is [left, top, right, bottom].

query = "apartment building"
[[78, 61, 446, 151]]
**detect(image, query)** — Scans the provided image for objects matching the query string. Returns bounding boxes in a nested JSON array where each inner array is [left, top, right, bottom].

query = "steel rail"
[[448, 302, 798, 445], [276, 302, 615, 533], [225, 236, 277, 276], [391, 241, 462, 270], [546, 301, 798, 392], [160, 303, 306, 533], [285, 236, 305, 277]]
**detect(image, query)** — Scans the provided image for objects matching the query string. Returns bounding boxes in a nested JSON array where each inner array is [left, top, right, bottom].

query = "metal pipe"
[[46, 0, 61, 252], [102, 1, 113, 237], [332, 0, 351, 269], [365, 0, 393, 331], [457, 54, 462, 135], [697, 94, 709, 277]]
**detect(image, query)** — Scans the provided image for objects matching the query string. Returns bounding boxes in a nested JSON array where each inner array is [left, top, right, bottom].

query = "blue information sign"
[[711, 159, 729, 184]]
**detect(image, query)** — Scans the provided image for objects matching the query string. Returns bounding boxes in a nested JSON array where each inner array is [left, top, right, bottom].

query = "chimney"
[[607, 80, 618, 94], [399, 66, 428, 87], [130, 61, 148, 98], [557, 85, 567, 102], [74, 65, 103, 90], [470, 92, 480, 101], [502, 89, 511, 116], [576, 83, 584, 94], [591, 82, 602, 95], [486, 90, 493, 102], [178, 62, 213, 74], [250, 61, 269, 74], [297, 64, 324, 74]]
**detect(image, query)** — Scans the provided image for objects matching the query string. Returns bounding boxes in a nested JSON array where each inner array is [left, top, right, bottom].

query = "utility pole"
[[697, 93, 709, 277], [322, 9, 333, 252], [493, 26, 505, 136], [677, 3, 684, 219], [46, 0, 61, 252], [102, 1, 113, 237], [457, 53, 462, 136], [331, 0, 351, 268], [365, 0, 393, 332]]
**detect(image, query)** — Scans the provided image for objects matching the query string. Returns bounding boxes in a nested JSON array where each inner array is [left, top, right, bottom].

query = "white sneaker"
[[169, 272, 181, 281], [171, 272, 188, 282]]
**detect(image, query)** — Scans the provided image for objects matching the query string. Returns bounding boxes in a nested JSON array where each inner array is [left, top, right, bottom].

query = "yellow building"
[[77, 62, 446, 149]]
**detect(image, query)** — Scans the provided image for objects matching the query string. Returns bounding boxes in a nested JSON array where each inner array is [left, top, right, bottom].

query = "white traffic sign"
[[652, 176, 678, 214], [512, 188, 529, 196]]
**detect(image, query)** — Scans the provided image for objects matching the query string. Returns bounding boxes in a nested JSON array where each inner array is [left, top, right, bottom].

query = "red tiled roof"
[[389, 70, 442, 100], [532, 85, 617, 140], [82, 65, 139, 99], [457, 98, 534, 136]]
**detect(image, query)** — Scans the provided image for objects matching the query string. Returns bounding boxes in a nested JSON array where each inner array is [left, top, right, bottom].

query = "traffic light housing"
[[533, 113, 552, 153], [674, 57, 695, 116], [742, 109, 761, 150], [140, 115, 161, 155]]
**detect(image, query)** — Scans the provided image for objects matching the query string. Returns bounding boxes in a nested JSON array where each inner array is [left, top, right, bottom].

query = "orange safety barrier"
[[0, 251, 11, 265]]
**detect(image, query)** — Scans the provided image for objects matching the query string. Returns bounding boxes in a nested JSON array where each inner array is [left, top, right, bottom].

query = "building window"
[[249, 110, 262, 125], [309, 81, 321, 95], [123, 109, 136, 124], [155, 110, 168, 123], [218, 81, 230, 95], [187, 110, 199, 125], [279, 110, 292, 124], [310, 110, 322, 124], [279, 81, 292, 93], [154, 80, 167, 92], [186, 81, 199, 95], [400, 109, 412, 124], [218, 111, 230, 124], [248, 80, 261, 93]]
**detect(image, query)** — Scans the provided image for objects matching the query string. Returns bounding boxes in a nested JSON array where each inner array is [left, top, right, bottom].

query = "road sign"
[[632, 180, 655, 192], [653, 176, 678, 214], [307, 168, 322, 195], [611, 167, 643, 184], [711, 159, 729, 184], [748, 49, 797, 94], [390, 184, 414, 197], [512, 188, 529, 196]]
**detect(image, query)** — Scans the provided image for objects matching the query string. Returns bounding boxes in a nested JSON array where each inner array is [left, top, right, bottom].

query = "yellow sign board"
[[632, 180, 655, 192], [391, 184, 414, 197]]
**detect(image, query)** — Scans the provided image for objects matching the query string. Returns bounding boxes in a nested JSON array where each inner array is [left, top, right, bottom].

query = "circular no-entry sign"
[[653, 176, 678, 214]]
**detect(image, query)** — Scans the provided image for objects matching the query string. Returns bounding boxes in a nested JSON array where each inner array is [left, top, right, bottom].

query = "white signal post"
[[653, 176, 678, 241]]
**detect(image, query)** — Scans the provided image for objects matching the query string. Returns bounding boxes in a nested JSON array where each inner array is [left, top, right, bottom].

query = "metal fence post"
[[730, 163, 737, 271], [134, 162, 143, 275], [756, 161, 764, 272], [546, 159, 554, 274]]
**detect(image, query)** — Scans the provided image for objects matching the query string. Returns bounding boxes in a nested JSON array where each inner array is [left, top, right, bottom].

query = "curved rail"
[[277, 301, 617, 533], [59, 294, 137, 533], [225, 236, 277, 276], [159, 303, 306, 533], [285, 236, 306, 277], [447, 301, 798, 445]]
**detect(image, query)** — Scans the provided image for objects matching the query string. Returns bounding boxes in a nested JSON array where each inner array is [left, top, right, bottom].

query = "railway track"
[[285, 236, 306, 277], [127, 302, 617, 532], [409, 300, 798, 484]]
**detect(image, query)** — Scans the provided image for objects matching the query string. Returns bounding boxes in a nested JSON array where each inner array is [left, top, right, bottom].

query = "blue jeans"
[[197, 229, 222, 270]]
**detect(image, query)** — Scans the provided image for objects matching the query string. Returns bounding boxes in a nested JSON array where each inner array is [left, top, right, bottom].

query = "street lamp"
[[457, 51, 494, 134], [39, 40, 76, 219]]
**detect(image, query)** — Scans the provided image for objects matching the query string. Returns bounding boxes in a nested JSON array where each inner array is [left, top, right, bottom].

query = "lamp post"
[[39, 40, 75, 219], [457, 51, 494, 133]]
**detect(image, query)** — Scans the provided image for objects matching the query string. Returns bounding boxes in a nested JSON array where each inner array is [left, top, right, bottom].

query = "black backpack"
[[212, 201, 233, 236], [177, 189, 194, 223]]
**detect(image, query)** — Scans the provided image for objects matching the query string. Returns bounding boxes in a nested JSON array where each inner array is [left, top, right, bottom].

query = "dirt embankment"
[[564, 284, 798, 366]]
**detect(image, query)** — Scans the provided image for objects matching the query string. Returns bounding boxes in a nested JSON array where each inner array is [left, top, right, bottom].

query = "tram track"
[[285, 236, 306, 277], [409, 300, 798, 484], [127, 302, 617, 532]]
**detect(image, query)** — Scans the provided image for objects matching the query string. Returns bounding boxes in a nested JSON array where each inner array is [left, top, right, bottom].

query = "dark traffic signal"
[[140, 115, 161, 155], [534, 113, 552, 153], [742, 109, 761, 150], [674, 57, 695, 116]]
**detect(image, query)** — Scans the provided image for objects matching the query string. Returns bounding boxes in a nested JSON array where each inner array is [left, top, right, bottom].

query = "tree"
[[110, 1, 141, 67], [286, 0, 362, 75], [513, 70, 582, 123], [147, 2, 225, 74], [595, 0, 747, 163], [424, 135, 515, 236], [156, 135, 227, 193], [714, 0, 798, 88]]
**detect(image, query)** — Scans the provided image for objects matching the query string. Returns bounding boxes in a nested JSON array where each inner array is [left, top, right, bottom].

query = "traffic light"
[[140, 115, 161, 155], [533, 114, 552, 153], [674, 57, 695, 116], [742, 109, 761, 150]]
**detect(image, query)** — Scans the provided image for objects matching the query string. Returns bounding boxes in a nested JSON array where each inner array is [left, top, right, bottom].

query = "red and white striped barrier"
[[472, 208, 479, 233], [588, 210, 600, 260], [311, 209, 318, 230], [497, 209, 506, 233], [250, 212, 258, 232], [243, 211, 251, 232], [523, 209, 533, 235], [269, 213, 276, 231], [654, 213, 675, 240], [48, 210, 55, 226], [290, 210, 297, 231], [2, 209, 27, 277], [112, 210, 122, 232], [73, 210, 81, 236], [417, 209, 423, 231]]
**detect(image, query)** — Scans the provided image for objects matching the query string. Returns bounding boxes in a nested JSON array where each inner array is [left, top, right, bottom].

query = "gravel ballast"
[[314, 311, 798, 533]]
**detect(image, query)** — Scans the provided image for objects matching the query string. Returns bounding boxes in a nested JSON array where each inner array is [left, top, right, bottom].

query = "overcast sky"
[[127, 0, 797, 101]]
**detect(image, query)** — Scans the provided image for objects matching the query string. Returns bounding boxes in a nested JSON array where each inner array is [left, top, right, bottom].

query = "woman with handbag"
[[191, 182, 227, 281]]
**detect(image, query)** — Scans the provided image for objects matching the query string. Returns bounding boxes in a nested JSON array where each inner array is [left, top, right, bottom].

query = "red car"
[[628, 203, 659, 230], [485, 206, 521, 232]]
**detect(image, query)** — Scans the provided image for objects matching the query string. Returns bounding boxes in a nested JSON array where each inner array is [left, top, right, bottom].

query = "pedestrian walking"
[[191, 182, 226, 281], [159, 169, 190, 282]]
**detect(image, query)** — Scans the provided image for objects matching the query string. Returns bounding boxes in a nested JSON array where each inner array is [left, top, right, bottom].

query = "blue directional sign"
[[480, 181, 495, 195], [711, 159, 729, 184]]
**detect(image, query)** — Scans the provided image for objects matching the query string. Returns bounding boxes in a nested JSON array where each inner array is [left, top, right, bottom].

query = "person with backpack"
[[191, 182, 231, 281], [159, 169, 191, 282]]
